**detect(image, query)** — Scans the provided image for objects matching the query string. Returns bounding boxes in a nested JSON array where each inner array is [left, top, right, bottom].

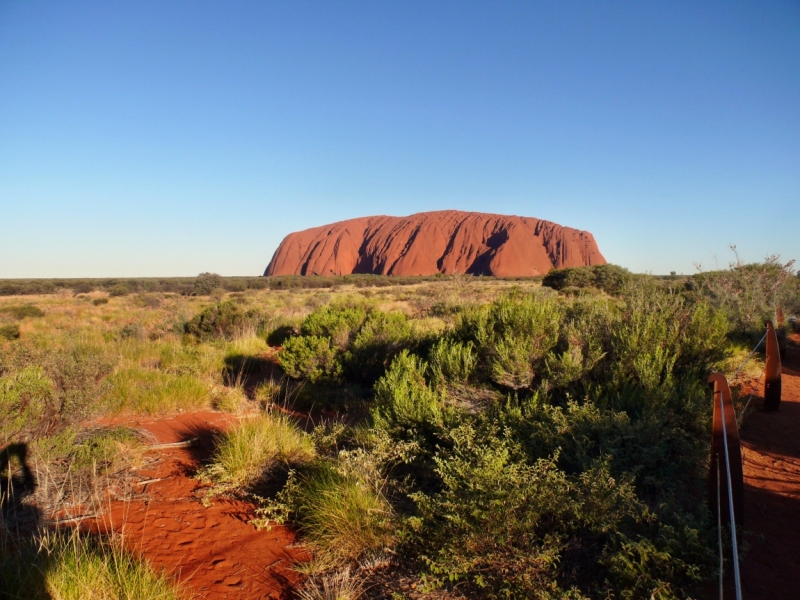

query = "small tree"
[[194, 272, 224, 296], [692, 246, 798, 335]]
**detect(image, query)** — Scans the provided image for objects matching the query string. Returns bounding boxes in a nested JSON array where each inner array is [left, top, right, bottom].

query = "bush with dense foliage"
[[691, 250, 799, 336], [278, 302, 420, 386], [184, 301, 267, 340], [0, 304, 45, 319], [542, 263, 632, 295], [266, 280, 731, 598]]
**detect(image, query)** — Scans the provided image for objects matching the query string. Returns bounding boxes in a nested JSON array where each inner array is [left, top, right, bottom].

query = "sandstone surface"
[[264, 210, 605, 277]]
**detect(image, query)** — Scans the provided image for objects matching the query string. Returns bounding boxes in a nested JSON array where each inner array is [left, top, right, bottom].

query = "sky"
[[1, 1, 798, 277]]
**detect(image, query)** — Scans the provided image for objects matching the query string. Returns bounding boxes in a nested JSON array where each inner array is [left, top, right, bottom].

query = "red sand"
[[93, 412, 307, 599], [733, 333, 800, 598], [264, 210, 605, 277]]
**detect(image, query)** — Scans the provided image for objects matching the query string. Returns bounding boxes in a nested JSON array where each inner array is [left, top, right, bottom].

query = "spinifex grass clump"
[[200, 413, 316, 494], [0, 528, 184, 600], [289, 461, 394, 564]]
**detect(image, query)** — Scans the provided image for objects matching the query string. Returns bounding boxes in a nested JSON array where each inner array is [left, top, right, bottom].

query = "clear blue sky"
[[1, 1, 798, 277]]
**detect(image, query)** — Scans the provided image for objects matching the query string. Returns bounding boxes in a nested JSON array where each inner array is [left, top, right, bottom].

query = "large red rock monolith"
[[264, 210, 605, 277]]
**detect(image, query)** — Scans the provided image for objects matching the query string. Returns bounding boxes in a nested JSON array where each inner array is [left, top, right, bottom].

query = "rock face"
[[264, 210, 605, 277]]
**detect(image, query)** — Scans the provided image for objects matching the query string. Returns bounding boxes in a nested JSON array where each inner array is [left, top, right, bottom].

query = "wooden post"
[[764, 320, 782, 411], [708, 373, 744, 529]]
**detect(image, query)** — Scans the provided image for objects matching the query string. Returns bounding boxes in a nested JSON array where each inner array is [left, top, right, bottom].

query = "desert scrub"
[[281, 461, 394, 564], [105, 367, 210, 414], [428, 338, 477, 386], [403, 423, 702, 599], [279, 302, 420, 385], [0, 366, 53, 443], [0, 529, 183, 600], [372, 351, 448, 438], [279, 335, 341, 382], [200, 413, 315, 494], [0, 323, 21, 340], [0, 304, 46, 319], [184, 300, 268, 340], [69, 427, 146, 472], [454, 292, 562, 390]]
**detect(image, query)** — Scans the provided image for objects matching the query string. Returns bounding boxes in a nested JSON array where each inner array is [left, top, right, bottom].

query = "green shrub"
[[692, 251, 798, 336], [0, 323, 20, 340], [0, 304, 45, 319], [266, 323, 297, 346], [201, 413, 315, 493], [93, 298, 109, 306], [194, 272, 224, 295], [107, 284, 129, 297], [372, 351, 446, 435], [279, 335, 341, 382], [455, 293, 562, 389], [344, 311, 415, 383], [184, 301, 266, 340], [407, 423, 709, 598], [542, 264, 631, 295], [428, 339, 477, 385], [300, 303, 368, 349]]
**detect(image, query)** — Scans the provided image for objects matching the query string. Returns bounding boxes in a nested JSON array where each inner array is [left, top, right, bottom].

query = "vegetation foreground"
[[1, 263, 798, 599]]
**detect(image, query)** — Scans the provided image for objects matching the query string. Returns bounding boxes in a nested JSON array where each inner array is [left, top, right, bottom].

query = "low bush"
[[542, 263, 632, 295], [279, 303, 420, 386], [92, 298, 109, 306], [0, 324, 21, 340], [107, 284, 129, 297], [372, 351, 447, 437], [184, 301, 267, 340], [692, 250, 798, 337], [428, 339, 477, 386], [194, 272, 225, 295], [299, 303, 368, 349], [0, 304, 45, 319], [279, 335, 341, 382]]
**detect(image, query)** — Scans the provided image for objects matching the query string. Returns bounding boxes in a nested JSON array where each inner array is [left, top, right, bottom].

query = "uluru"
[[264, 210, 605, 277]]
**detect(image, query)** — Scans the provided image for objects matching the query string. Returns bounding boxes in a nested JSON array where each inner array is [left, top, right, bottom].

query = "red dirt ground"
[[733, 332, 800, 598], [92, 411, 308, 599]]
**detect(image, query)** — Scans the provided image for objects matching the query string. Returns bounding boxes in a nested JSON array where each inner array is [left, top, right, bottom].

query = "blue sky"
[[1, 1, 798, 277]]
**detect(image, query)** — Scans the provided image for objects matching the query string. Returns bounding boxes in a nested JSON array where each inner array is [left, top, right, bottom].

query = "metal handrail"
[[712, 319, 783, 599]]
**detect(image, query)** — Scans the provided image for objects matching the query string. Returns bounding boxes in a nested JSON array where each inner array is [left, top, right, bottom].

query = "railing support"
[[764, 320, 782, 412], [708, 373, 744, 530]]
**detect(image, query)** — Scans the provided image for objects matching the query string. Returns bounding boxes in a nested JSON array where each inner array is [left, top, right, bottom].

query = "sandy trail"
[[735, 332, 800, 598], [93, 411, 307, 599]]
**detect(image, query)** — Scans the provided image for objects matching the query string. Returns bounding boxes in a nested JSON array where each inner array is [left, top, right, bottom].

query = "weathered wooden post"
[[764, 320, 782, 411], [708, 373, 744, 529]]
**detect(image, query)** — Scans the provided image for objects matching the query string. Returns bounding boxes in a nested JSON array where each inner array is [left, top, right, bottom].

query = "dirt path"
[[94, 411, 307, 599], [736, 333, 800, 598]]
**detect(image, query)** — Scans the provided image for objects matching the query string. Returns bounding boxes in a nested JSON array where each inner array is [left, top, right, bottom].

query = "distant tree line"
[[0, 272, 542, 297]]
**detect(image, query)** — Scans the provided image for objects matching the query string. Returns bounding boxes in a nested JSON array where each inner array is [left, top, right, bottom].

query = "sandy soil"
[[92, 411, 307, 600], [734, 333, 800, 598]]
